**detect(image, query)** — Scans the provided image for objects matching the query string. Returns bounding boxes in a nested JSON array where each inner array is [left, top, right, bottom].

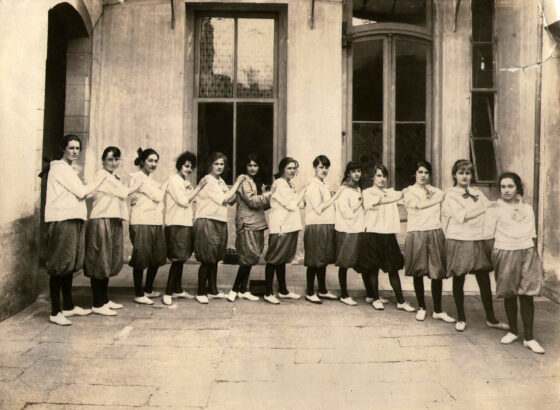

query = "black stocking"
[[338, 268, 349, 298], [453, 275, 466, 321], [504, 297, 518, 335], [388, 271, 404, 304], [413, 276, 426, 309], [519, 295, 534, 341], [431, 279, 443, 313]]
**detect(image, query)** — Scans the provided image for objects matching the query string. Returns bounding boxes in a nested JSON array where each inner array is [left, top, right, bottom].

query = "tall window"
[[471, 0, 500, 183], [194, 14, 280, 184], [346, 0, 431, 190]]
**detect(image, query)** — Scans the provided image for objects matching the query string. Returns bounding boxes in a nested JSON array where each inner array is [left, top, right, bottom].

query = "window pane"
[[353, 40, 383, 121], [237, 19, 275, 98], [199, 17, 234, 98], [395, 123, 426, 190], [353, 0, 426, 27], [236, 103, 274, 185], [471, 139, 498, 182], [472, 0, 493, 42], [396, 40, 427, 121], [352, 122, 383, 189], [197, 103, 234, 183], [471, 93, 494, 138], [472, 44, 493, 89]]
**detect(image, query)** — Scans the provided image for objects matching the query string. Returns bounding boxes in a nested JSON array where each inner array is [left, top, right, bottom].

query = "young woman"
[[44, 134, 107, 325], [488, 172, 544, 354], [128, 148, 167, 305], [264, 157, 305, 304], [162, 151, 207, 306], [403, 160, 455, 323], [193, 152, 245, 304], [359, 164, 415, 312], [443, 159, 508, 332], [227, 154, 272, 303], [303, 155, 342, 304], [334, 161, 364, 306], [85, 146, 141, 316]]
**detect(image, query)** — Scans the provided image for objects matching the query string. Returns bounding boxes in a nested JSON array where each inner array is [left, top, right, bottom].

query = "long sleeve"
[[138, 179, 164, 203], [97, 174, 128, 199], [363, 189, 382, 209], [271, 180, 296, 211], [55, 166, 88, 199], [239, 180, 269, 209], [167, 175, 191, 208], [337, 191, 354, 220]]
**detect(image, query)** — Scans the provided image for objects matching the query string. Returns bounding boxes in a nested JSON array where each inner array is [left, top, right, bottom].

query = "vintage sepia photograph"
[[0, 0, 559, 408]]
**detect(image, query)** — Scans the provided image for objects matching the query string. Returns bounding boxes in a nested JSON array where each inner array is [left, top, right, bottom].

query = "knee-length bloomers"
[[164, 173, 196, 263], [304, 177, 336, 268], [128, 171, 166, 270], [486, 200, 543, 298], [403, 184, 447, 279], [235, 178, 269, 266], [358, 187, 404, 273], [443, 186, 494, 276], [44, 160, 88, 276], [265, 178, 302, 265], [334, 183, 364, 269]]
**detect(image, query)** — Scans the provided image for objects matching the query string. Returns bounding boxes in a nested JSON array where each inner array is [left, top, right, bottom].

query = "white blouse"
[[90, 169, 128, 220], [305, 177, 335, 225], [403, 184, 443, 232], [129, 171, 164, 225], [486, 200, 536, 250], [195, 175, 228, 222], [335, 185, 364, 233], [45, 160, 87, 222], [362, 187, 401, 234], [443, 186, 491, 240], [164, 173, 194, 227], [269, 178, 302, 234]]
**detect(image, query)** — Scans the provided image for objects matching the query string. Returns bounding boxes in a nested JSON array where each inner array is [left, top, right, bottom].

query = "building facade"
[[0, 0, 559, 320]]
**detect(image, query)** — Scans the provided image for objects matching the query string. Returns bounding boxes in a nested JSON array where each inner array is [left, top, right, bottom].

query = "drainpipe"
[[533, 7, 543, 246]]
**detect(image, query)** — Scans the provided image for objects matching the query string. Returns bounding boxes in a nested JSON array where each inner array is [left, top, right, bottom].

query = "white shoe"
[[365, 297, 374, 303], [92, 305, 117, 316], [62, 306, 92, 317], [278, 292, 301, 300], [49, 312, 71, 326], [372, 299, 384, 310], [305, 294, 322, 304], [227, 290, 237, 302], [396, 302, 416, 312], [486, 320, 509, 330], [195, 295, 209, 304], [134, 296, 154, 305], [264, 295, 280, 304], [432, 312, 456, 323], [208, 292, 226, 299], [173, 291, 194, 299], [415, 308, 426, 321], [500, 332, 519, 344], [379, 296, 390, 304], [523, 339, 545, 354], [455, 321, 467, 332], [340, 297, 357, 306], [238, 292, 259, 301], [318, 292, 338, 300], [105, 301, 123, 309], [144, 291, 161, 298], [162, 295, 173, 306]]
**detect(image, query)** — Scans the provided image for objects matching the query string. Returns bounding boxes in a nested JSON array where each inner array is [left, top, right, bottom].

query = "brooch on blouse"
[[462, 188, 479, 202], [423, 186, 435, 200]]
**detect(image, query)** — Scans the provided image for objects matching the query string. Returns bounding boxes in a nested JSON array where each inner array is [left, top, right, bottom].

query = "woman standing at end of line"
[[193, 152, 245, 304], [162, 151, 207, 306], [263, 157, 306, 304], [44, 134, 107, 325], [128, 148, 167, 305], [227, 154, 272, 303], [403, 160, 455, 324]]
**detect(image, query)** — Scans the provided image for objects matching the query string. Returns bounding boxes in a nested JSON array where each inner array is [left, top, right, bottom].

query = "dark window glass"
[[395, 124, 426, 190], [353, 40, 383, 122], [197, 103, 234, 183], [472, 44, 494, 89], [352, 123, 383, 189], [471, 93, 494, 138], [472, 0, 493, 42], [471, 139, 498, 182], [352, 0, 426, 27], [395, 40, 426, 121], [236, 103, 274, 185]]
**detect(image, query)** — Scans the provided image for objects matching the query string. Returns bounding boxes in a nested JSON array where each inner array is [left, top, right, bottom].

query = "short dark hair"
[[372, 163, 388, 178], [342, 160, 361, 184], [134, 148, 159, 167], [312, 155, 331, 168], [274, 157, 298, 179], [207, 152, 228, 172], [61, 134, 81, 152], [415, 160, 432, 175], [176, 151, 197, 171], [102, 146, 121, 161], [451, 159, 473, 186], [499, 172, 524, 196]]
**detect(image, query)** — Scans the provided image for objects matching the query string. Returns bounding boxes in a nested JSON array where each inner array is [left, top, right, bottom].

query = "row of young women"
[[44, 134, 545, 354]]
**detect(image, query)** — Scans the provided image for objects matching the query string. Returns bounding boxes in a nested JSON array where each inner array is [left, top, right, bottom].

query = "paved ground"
[[0, 265, 559, 409]]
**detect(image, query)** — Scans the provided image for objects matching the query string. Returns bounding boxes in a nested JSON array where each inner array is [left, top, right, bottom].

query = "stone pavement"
[[0, 265, 559, 410]]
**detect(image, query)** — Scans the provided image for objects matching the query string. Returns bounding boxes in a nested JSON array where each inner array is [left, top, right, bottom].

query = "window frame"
[[184, 4, 287, 184]]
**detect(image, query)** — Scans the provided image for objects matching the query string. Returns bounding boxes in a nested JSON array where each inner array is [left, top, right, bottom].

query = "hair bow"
[[462, 188, 479, 202]]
